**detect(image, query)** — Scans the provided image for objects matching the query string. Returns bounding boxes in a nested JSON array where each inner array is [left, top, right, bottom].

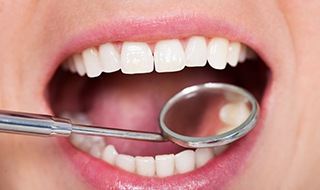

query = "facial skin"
[[0, 0, 319, 189]]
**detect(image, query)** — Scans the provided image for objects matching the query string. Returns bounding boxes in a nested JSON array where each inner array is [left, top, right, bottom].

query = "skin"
[[0, 0, 320, 189]]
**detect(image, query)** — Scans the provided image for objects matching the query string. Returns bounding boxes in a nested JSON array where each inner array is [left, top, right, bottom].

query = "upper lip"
[[43, 7, 274, 190]]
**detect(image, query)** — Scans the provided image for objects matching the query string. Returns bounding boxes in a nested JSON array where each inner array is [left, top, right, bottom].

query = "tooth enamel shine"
[[154, 39, 186, 73], [121, 42, 154, 74], [99, 43, 121, 73], [185, 36, 207, 67], [82, 48, 102, 77], [207, 37, 229, 70]]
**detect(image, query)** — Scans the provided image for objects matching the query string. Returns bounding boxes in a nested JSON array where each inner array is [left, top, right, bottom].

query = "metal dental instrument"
[[0, 83, 259, 148]]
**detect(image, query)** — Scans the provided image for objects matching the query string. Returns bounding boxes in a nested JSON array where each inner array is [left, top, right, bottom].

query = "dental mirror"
[[0, 83, 259, 149], [159, 83, 259, 148]]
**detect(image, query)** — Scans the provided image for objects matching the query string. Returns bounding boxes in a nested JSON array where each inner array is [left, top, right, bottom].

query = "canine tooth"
[[101, 145, 119, 165], [82, 47, 102, 78], [121, 42, 153, 74], [185, 36, 207, 67], [174, 150, 195, 174], [207, 37, 229, 70], [135, 156, 155, 177], [155, 154, 175, 177], [99, 43, 121, 73], [154, 39, 186, 72], [73, 54, 86, 76], [238, 44, 247, 63], [227, 42, 241, 67], [195, 148, 214, 168], [219, 101, 250, 126], [115, 154, 136, 173]]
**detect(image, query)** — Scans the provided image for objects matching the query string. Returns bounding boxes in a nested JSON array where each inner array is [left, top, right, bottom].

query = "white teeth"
[[121, 42, 153, 74], [115, 154, 136, 173], [154, 39, 186, 72], [227, 42, 241, 67], [135, 156, 155, 177], [101, 145, 118, 165], [73, 54, 86, 76], [64, 36, 255, 76], [82, 47, 102, 78], [185, 36, 207, 67], [155, 154, 175, 177], [195, 148, 214, 168], [207, 37, 229, 70], [99, 43, 121, 73], [174, 150, 195, 174]]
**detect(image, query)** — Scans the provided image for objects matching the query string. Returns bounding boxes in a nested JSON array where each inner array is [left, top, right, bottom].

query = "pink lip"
[[44, 11, 273, 190]]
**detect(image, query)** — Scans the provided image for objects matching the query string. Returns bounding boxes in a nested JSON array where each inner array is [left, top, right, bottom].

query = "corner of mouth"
[[43, 13, 273, 189]]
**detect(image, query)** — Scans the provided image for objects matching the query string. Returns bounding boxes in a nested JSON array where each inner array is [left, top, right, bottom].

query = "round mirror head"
[[159, 83, 259, 148]]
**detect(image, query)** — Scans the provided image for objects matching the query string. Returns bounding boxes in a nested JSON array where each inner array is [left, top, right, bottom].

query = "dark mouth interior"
[[48, 57, 270, 156]]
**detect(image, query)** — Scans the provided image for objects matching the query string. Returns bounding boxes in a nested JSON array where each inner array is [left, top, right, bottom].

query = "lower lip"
[[58, 92, 267, 189]]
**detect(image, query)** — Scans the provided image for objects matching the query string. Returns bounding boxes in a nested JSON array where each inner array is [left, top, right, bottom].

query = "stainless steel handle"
[[0, 110, 72, 137]]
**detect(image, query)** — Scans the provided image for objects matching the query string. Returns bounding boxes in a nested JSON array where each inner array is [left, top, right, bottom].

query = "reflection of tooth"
[[227, 42, 241, 67], [155, 154, 175, 177], [121, 42, 153, 74], [135, 156, 155, 177], [219, 101, 250, 126], [195, 148, 214, 168], [101, 145, 118, 165], [174, 150, 195, 174], [99, 43, 120, 73], [185, 36, 207, 67], [154, 39, 186, 73], [207, 37, 229, 70], [82, 47, 102, 78], [116, 154, 135, 173]]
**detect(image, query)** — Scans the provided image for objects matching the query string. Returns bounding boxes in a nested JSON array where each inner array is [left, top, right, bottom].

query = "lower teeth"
[[65, 101, 249, 177]]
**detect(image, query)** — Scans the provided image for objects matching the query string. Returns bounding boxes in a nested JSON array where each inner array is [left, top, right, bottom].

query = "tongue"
[[82, 67, 228, 156]]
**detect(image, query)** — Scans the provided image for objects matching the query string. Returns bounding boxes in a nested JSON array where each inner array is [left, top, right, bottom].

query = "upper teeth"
[[63, 36, 253, 77]]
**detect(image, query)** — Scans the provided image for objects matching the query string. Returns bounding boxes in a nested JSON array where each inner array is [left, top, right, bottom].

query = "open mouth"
[[48, 32, 269, 179]]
